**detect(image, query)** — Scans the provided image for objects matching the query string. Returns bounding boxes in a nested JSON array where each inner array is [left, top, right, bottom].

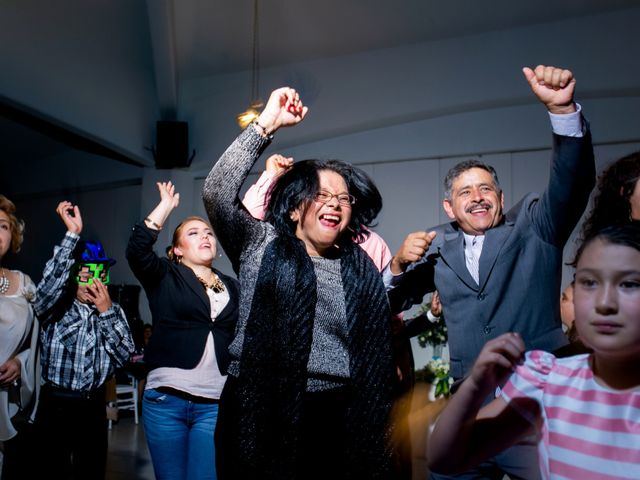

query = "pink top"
[[502, 350, 640, 480]]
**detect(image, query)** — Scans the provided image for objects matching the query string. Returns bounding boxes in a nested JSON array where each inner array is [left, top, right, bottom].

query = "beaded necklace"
[[0, 268, 10, 294]]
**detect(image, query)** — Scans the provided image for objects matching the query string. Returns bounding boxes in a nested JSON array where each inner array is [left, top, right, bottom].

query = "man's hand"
[[467, 332, 525, 395], [56, 201, 82, 235], [256, 87, 308, 135], [265, 154, 294, 175], [390, 231, 437, 274], [523, 65, 576, 115], [87, 279, 113, 313], [430, 290, 443, 317]]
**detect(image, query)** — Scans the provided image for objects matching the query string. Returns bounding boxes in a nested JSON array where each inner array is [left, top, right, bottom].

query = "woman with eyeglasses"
[[204, 87, 395, 479]]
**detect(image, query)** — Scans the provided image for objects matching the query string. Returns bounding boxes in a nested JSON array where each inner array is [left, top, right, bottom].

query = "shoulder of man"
[[504, 192, 541, 223]]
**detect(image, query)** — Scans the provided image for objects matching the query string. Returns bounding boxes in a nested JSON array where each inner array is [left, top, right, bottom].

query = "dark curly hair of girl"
[[580, 151, 640, 241], [264, 159, 382, 245], [575, 223, 640, 267]]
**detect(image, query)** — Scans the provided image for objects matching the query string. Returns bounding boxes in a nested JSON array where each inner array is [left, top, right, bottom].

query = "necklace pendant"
[[0, 269, 10, 294], [196, 271, 225, 293]]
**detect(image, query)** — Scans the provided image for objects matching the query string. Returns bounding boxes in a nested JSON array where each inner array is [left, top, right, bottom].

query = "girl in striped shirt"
[[428, 224, 640, 480]]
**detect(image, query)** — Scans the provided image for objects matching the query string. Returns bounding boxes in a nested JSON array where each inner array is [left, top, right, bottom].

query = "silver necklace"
[[0, 268, 10, 294]]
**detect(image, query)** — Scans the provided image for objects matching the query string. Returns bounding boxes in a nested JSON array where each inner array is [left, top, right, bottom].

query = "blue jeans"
[[143, 388, 218, 480]]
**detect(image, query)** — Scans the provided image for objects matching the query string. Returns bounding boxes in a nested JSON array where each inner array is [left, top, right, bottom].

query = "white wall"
[[184, 7, 640, 173]]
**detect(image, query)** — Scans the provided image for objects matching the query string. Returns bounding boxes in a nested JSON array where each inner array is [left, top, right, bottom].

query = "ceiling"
[[171, 0, 634, 78], [1, 0, 638, 168]]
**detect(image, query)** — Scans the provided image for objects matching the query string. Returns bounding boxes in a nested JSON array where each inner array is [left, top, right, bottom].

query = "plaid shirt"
[[35, 232, 134, 392]]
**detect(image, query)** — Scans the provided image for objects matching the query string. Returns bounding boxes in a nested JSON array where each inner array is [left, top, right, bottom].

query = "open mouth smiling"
[[468, 203, 492, 215], [319, 213, 341, 228]]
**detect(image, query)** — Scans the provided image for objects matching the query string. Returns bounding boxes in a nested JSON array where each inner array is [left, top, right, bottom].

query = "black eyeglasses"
[[314, 191, 356, 207]]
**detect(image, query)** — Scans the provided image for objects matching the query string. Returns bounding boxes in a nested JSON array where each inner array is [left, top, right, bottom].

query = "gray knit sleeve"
[[202, 126, 271, 269]]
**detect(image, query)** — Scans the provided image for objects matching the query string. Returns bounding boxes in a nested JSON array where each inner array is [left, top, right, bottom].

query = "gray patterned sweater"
[[203, 126, 395, 478]]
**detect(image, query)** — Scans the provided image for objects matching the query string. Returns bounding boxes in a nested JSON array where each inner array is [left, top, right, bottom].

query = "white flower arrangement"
[[426, 356, 454, 398]]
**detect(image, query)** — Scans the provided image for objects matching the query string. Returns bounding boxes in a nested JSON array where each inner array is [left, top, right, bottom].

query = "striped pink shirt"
[[501, 351, 640, 480]]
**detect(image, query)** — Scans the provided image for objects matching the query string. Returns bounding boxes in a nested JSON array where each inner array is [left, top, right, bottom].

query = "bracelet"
[[145, 218, 163, 231], [252, 120, 274, 140]]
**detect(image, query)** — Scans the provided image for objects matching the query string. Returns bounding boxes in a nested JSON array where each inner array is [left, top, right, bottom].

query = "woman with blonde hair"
[[0, 195, 39, 479], [126, 182, 239, 480]]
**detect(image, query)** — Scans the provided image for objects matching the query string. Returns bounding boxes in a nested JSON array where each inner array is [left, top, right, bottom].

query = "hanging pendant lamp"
[[237, 0, 263, 128]]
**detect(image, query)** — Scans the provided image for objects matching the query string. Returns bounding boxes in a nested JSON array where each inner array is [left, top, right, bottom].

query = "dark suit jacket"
[[389, 131, 595, 380], [126, 223, 240, 374]]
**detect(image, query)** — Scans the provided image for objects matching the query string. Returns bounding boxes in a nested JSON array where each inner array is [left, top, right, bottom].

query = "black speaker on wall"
[[154, 121, 195, 169]]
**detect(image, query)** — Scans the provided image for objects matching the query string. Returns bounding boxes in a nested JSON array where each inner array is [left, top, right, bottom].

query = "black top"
[[126, 222, 239, 374]]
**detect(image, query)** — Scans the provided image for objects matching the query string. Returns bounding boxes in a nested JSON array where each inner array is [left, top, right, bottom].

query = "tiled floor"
[[106, 413, 154, 480]]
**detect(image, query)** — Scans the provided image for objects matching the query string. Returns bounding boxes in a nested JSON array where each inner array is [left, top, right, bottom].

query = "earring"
[[177, 255, 183, 265]]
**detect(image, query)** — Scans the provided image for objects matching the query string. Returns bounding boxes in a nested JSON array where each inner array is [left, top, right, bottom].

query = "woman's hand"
[[144, 181, 179, 231], [157, 181, 180, 209], [256, 87, 308, 135], [265, 154, 294, 175], [0, 357, 21, 387], [56, 201, 83, 235]]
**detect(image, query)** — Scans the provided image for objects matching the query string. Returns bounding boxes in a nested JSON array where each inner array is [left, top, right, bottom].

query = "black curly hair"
[[575, 223, 640, 268], [263, 159, 382, 245], [580, 151, 640, 241]]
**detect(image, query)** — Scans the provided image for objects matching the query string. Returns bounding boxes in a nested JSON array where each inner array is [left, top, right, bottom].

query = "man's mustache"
[[466, 202, 493, 213]]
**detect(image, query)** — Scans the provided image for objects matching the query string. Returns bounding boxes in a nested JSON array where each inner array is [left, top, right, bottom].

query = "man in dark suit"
[[385, 65, 595, 479]]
